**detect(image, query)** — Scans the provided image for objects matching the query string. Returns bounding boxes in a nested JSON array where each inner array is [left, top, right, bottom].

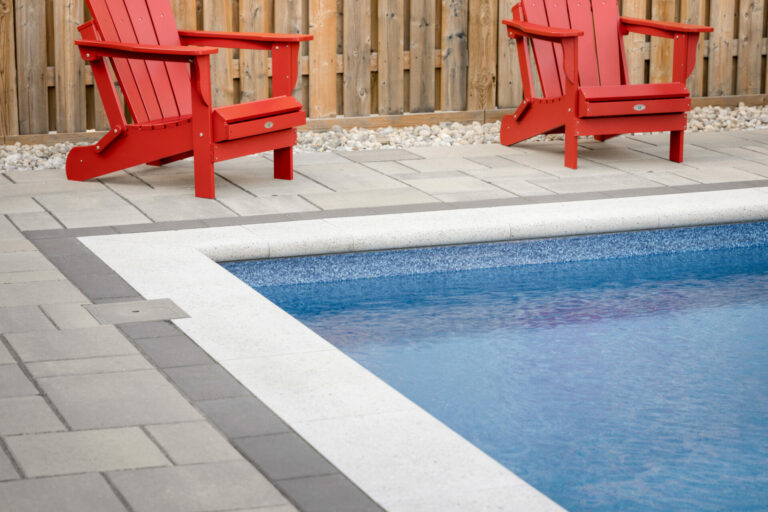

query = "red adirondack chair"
[[67, 0, 312, 198], [501, 1, 712, 168]]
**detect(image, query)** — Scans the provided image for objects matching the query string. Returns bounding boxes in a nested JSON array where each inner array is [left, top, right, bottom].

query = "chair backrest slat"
[[566, 0, 599, 87], [522, 0, 564, 97], [86, 0, 191, 123], [591, 0, 623, 85], [543, 0, 570, 93]]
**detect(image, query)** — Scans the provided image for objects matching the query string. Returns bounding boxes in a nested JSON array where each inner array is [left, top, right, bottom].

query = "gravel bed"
[[2, 104, 768, 172]]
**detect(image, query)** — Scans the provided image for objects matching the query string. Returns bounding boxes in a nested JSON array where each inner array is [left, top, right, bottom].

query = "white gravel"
[[2, 104, 767, 172]]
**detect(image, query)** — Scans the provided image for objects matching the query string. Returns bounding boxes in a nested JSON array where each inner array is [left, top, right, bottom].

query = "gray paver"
[[399, 175, 505, 195], [337, 149, 422, 162], [297, 163, 409, 192], [30, 237, 88, 257], [0, 270, 66, 284], [302, 188, 439, 210], [7, 212, 62, 231], [108, 461, 289, 512], [0, 305, 55, 333], [6, 427, 171, 477], [34, 191, 151, 228], [0, 473, 128, 512], [118, 320, 183, 339], [39, 370, 201, 429], [0, 364, 37, 398], [6, 325, 138, 362], [0, 343, 12, 364], [0, 396, 65, 435], [26, 355, 152, 378], [145, 421, 241, 464], [39, 302, 100, 329], [433, 189, 516, 203], [234, 433, 336, 481], [276, 474, 384, 512], [0, 215, 24, 240], [165, 364, 251, 401], [529, 174, 663, 194], [0, 196, 44, 215], [398, 157, 487, 173], [363, 160, 420, 176], [68, 273, 140, 301], [0, 448, 19, 481], [0, 281, 87, 307], [129, 194, 238, 222], [0, 252, 55, 273], [197, 397, 290, 438], [134, 335, 214, 367], [491, 178, 558, 196], [0, 239, 36, 253], [46, 251, 115, 276], [215, 190, 319, 216], [84, 299, 188, 325]]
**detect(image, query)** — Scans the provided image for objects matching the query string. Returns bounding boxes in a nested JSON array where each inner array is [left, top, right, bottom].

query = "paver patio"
[[1, 131, 767, 511]]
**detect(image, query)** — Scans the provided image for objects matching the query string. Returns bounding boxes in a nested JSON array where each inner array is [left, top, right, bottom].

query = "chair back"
[[86, 0, 192, 123], [521, 0, 627, 97]]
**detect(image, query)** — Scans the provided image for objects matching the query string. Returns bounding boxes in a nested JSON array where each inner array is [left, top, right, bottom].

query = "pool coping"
[[58, 186, 768, 511]]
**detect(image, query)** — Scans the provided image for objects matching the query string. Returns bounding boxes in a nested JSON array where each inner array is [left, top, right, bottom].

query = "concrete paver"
[[26, 355, 152, 379], [165, 364, 251, 401], [7, 212, 62, 231], [234, 432, 337, 480], [134, 335, 215, 368], [0, 364, 38, 398], [0, 474, 128, 512], [84, 299, 188, 325], [0, 449, 19, 481], [0, 396, 65, 435], [0, 305, 56, 333], [39, 302, 100, 330], [6, 326, 138, 362], [276, 474, 384, 512], [145, 421, 241, 464], [0, 281, 87, 307]]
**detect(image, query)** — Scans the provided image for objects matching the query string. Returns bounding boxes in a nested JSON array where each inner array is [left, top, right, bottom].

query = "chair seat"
[[213, 95, 305, 142], [578, 83, 691, 118], [579, 83, 689, 102]]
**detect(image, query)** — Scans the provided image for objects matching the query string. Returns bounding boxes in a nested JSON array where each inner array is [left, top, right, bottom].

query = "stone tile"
[[399, 157, 487, 172], [0, 239, 36, 253], [362, 160, 420, 176], [297, 163, 410, 192], [134, 335, 214, 368], [0, 251, 55, 273], [276, 474, 383, 512], [215, 190, 319, 216], [30, 237, 88, 257], [238, 506, 298, 512], [35, 191, 151, 228], [0, 281, 87, 307], [145, 421, 241, 464], [113, 219, 208, 234], [84, 299, 188, 325], [528, 174, 663, 194], [463, 165, 550, 179], [0, 396, 65, 435], [0, 342, 12, 364], [39, 302, 100, 329], [0, 196, 44, 214], [197, 396, 290, 439], [292, 151, 352, 165], [432, 189, 516, 203], [626, 171, 699, 187], [46, 251, 114, 276], [129, 195, 238, 222], [491, 178, 558, 196], [0, 473, 128, 512], [302, 188, 439, 210], [0, 215, 24, 240], [399, 175, 504, 195], [0, 305, 56, 333], [6, 427, 171, 477], [0, 449, 18, 481], [39, 370, 201, 429], [7, 212, 62, 231], [108, 461, 288, 512], [0, 364, 37, 397], [0, 270, 66, 284], [466, 155, 523, 168], [68, 273, 140, 301], [668, 166, 766, 184], [4, 169, 72, 183], [118, 320, 183, 339], [337, 149, 422, 162], [218, 170, 332, 196], [0, 181, 105, 199], [26, 355, 152, 378], [234, 433, 336, 480], [6, 325, 138, 362], [165, 365, 251, 401], [25, 226, 117, 240]]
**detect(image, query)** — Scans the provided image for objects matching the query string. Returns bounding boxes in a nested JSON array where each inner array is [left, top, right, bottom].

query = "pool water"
[[224, 224, 768, 511]]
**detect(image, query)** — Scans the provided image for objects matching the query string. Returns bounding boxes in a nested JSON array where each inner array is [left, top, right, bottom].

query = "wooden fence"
[[1, 0, 767, 140]]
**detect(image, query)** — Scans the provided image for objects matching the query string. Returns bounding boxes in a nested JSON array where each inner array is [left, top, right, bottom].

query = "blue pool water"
[[224, 223, 768, 511]]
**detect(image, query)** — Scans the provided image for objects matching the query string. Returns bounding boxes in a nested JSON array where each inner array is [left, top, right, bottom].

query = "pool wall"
[[80, 188, 768, 512]]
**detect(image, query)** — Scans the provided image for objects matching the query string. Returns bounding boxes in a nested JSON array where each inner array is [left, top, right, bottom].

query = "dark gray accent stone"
[[234, 433, 337, 481], [165, 365, 251, 401], [134, 335, 213, 368], [117, 321, 182, 339], [276, 474, 384, 512], [197, 396, 290, 439]]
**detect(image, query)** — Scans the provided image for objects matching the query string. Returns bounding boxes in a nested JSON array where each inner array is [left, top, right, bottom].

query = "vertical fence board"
[[737, 0, 764, 94], [0, 0, 19, 137], [680, 0, 705, 96], [276, 0, 307, 103], [203, 0, 235, 107], [379, 0, 405, 114], [441, 0, 468, 111], [622, 0, 647, 84], [708, 0, 735, 96], [467, 0, 497, 110], [497, 0, 522, 108], [409, 0, 436, 111], [343, 0, 371, 115], [309, 0, 338, 117], [650, 0, 675, 82], [15, 0, 48, 134], [239, 0, 269, 102], [54, 0, 86, 133]]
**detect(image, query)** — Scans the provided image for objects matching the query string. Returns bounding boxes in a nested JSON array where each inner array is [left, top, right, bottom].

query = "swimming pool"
[[224, 222, 768, 512]]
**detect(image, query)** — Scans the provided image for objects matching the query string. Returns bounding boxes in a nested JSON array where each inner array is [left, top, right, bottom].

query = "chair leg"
[[670, 130, 684, 163], [274, 146, 294, 180], [564, 126, 578, 169], [193, 141, 215, 199]]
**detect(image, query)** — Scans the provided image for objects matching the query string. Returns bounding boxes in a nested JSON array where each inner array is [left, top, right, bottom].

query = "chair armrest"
[[179, 30, 313, 50], [620, 17, 713, 38], [502, 19, 582, 42], [75, 40, 218, 63]]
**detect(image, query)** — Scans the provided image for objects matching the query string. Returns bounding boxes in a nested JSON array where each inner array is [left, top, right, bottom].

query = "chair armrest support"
[[76, 40, 218, 63], [502, 19, 583, 42], [179, 30, 313, 51], [620, 17, 713, 38]]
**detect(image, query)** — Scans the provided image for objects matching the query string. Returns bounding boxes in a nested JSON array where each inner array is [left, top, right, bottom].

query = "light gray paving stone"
[[0, 342, 12, 364], [0, 252, 55, 273], [491, 178, 558, 196], [465, 155, 523, 168], [128, 194, 238, 222], [145, 421, 241, 464], [3, 169, 70, 183], [134, 335, 214, 368], [302, 188, 439, 210], [297, 163, 410, 192], [0, 364, 37, 398], [0, 473, 128, 512], [434, 189, 517, 203], [7, 212, 62, 231], [0, 181, 105, 199], [463, 166, 551, 179], [35, 191, 151, 228], [235, 506, 298, 512], [363, 160, 421, 176], [0, 396, 66, 435], [26, 355, 152, 378], [217, 170, 332, 196], [0, 239, 36, 253], [337, 149, 422, 162], [399, 157, 487, 172], [0, 215, 24, 241], [6, 427, 171, 477], [0, 281, 88, 307], [234, 433, 337, 480], [669, 165, 766, 184], [215, 191, 319, 216], [108, 460, 289, 512], [399, 175, 504, 195], [197, 397, 290, 438], [165, 365, 251, 401], [0, 270, 66, 284], [84, 299, 188, 325], [0, 305, 56, 333], [0, 448, 19, 481], [276, 474, 384, 512], [39, 302, 100, 329], [292, 151, 352, 165], [629, 171, 700, 187], [529, 174, 664, 194], [40, 369, 202, 429], [0, 196, 44, 215], [6, 325, 138, 362]]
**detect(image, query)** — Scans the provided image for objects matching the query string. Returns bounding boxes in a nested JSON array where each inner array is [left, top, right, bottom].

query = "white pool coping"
[[81, 187, 768, 512]]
